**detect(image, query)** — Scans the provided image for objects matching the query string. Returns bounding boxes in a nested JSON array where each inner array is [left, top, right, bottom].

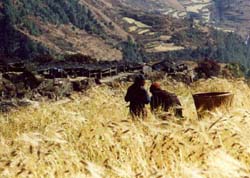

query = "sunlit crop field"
[[1, 78, 250, 177]]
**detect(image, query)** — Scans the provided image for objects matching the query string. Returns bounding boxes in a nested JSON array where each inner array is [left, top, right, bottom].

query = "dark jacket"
[[125, 83, 150, 117], [150, 88, 181, 112]]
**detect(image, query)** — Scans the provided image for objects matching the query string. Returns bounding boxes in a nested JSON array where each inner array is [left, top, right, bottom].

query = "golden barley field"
[[1, 78, 250, 178]]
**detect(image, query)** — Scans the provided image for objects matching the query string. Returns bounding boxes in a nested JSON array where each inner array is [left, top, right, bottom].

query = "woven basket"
[[193, 92, 234, 112]]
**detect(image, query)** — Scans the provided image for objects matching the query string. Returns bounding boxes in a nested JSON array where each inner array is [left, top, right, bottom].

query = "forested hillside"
[[168, 29, 250, 68], [0, 0, 122, 61], [212, 0, 250, 36], [1, 0, 250, 70]]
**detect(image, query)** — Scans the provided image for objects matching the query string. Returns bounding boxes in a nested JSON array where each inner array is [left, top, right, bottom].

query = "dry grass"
[[1, 78, 250, 177]]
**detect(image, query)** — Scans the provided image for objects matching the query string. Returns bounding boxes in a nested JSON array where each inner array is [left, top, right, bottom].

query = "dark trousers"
[[129, 104, 147, 118]]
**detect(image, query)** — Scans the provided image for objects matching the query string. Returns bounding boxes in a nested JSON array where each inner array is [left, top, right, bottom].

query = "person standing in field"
[[150, 82, 183, 118], [125, 75, 150, 118]]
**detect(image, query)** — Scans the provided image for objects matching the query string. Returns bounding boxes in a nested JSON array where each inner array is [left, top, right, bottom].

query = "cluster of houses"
[[0, 58, 195, 81], [0, 57, 199, 111]]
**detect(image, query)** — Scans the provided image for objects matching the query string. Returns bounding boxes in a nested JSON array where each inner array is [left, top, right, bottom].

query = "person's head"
[[134, 74, 145, 86], [150, 82, 161, 93]]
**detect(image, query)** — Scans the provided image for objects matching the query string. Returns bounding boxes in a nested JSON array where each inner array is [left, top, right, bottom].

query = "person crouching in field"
[[150, 82, 183, 118], [125, 75, 150, 118]]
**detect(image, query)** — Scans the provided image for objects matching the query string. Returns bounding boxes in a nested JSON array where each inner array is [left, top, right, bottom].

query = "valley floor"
[[1, 78, 250, 177]]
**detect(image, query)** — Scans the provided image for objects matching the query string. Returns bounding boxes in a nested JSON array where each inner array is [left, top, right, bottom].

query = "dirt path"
[[100, 72, 135, 83]]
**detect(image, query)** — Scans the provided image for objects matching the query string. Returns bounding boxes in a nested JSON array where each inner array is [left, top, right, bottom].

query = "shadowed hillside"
[[0, 0, 123, 61]]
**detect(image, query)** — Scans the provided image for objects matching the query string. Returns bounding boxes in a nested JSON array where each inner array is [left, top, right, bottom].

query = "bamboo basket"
[[193, 92, 234, 112]]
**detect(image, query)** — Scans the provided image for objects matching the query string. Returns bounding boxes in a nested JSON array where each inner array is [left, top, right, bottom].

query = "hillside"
[[118, 10, 250, 67], [117, 0, 184, 12], [2, 1, 250, 177], [1, 78, 250, 177], [0, 0, 124, 61], [1, 0, 250, 70], [119, 0, 250, 37], [212, 0, 250, 36]]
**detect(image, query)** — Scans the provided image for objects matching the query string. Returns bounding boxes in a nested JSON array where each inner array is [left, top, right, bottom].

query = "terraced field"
[[164, 0, 212, 23], [122, 15, 185, 53], [119, 0, 250, 36]]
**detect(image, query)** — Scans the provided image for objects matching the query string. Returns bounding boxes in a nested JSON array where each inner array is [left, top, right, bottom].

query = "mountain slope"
[[0, 0, 123, 61], [1, 0, 250, 68], [117, 0, 184, 11], [117, 0, 250, 37], [212, 0, 250, 36]]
